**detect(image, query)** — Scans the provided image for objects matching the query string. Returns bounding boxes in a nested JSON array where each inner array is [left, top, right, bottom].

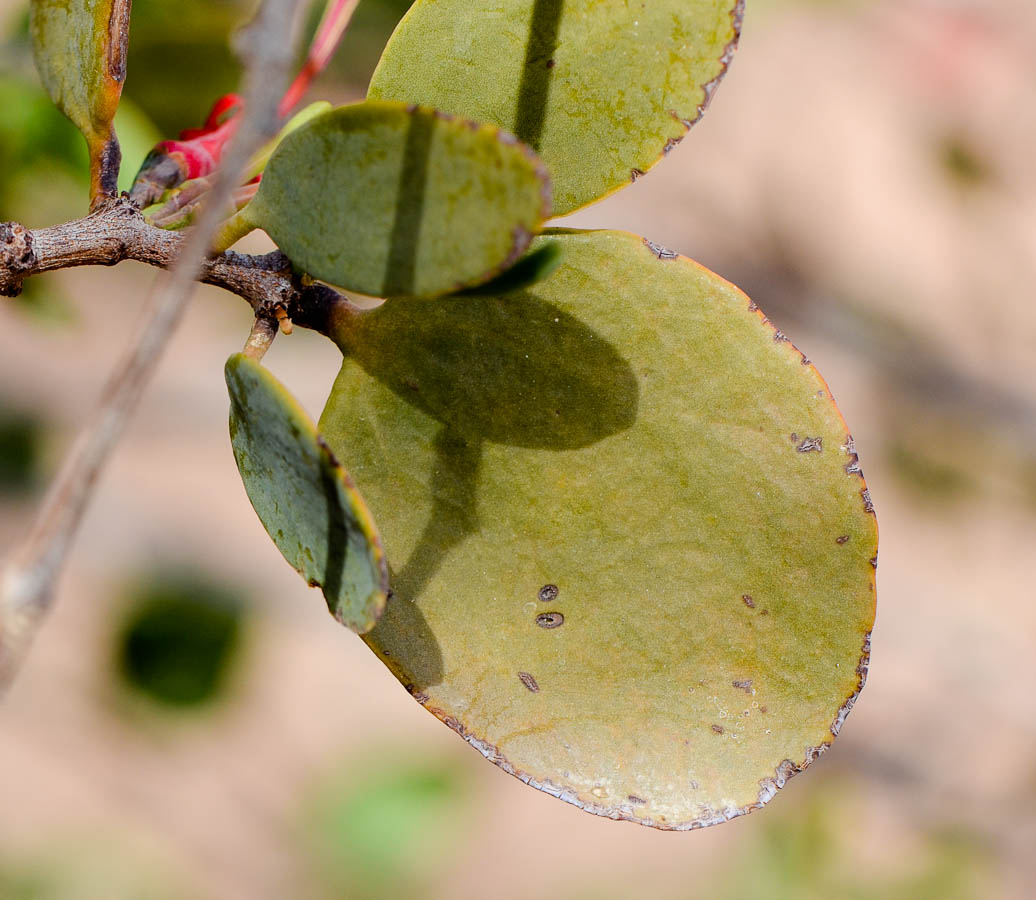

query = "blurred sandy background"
[[1, 1, 1034, 898]]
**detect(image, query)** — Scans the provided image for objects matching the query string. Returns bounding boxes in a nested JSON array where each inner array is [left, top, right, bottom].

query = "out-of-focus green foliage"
[[114, 573, 245, 708], [0, 406, 43, 494], [710, 784, 990, 900], [304, 753, 470, 898]]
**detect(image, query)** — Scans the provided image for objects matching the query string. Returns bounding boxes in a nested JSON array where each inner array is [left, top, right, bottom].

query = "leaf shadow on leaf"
[[318, 447, 349, 608], [382, 107, 434, 296], [364, 428, 477, 691], [341, 290, 639, 450], [514, 0, 564, 150]]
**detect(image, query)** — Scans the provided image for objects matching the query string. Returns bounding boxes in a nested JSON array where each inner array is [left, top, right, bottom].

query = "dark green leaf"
[[226, 354, 388, 633]]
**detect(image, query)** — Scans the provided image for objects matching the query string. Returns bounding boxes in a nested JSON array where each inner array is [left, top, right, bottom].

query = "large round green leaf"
[[244, 101, 551, 298], [368, 0, 743, 216], [226, 354, 389, 634], [30, 0, 130, 198], [319, 230, 877, 828]]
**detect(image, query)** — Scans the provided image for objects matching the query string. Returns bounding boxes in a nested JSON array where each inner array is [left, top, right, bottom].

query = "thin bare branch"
[[0, 0, 308, 692]]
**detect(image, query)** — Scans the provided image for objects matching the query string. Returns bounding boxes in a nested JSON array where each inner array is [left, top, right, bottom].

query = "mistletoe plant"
[[0, 0, 877, 830]]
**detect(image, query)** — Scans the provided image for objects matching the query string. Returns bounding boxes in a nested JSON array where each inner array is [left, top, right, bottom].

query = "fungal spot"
[[760, 706, 768, 714], [801, 356, 811, 365], [747, 299, 759, 311], [536, 611, 564, 629], [836, 535, 849, 545], [546, 58, 556, 69], [518, 671, 540, 693], [760, 609, 769, 616], [741, 594, 755, 609], [711, 724, 724, 734], [870, 555, 878, 569], [644, 238, 678, 260], [630, 167, 645, 181], [538, 583, 559, 603], [663, 136, 682, 154], [861, 489, 875, 514], [789, 432, 799, 443], [628, 794, 646, 805], [796, 437, 823, 453], [732, 679, 753, 694], [773, 330, 789, 343]]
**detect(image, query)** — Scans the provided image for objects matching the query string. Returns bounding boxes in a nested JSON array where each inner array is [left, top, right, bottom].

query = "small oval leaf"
[[245, 100, 551, 298], [226, 353, 388, 634], [319, 230, 877, 829], [30, 0, 131, 198], [368, 0, 743, 215]]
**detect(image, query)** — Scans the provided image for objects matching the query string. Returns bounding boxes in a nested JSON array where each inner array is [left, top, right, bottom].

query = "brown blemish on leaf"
[[518, 671, 540, 693], [830, 632, 871, 737], [662, 136, 682, 155], [107, 0, 131, 82], [836, 535, 849, 545], [796, 437, 823, 453], [741, 594, 755, 609], [630, 167, 645, 182], [773, 330, 789, 343], [535, 611, 564, 629], [628, 794, 646, 804], [538, 583, 559, 602], [861, 488, 875, 515], [673, 0, 745, 132], [870, 555, 878, 569], [732, 679, 753, 694], [711, 724, 725, 734]]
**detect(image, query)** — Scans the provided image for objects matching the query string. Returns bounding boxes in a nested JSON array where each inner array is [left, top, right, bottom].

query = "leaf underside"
[[369, 0, 743, 215], [319, 230, 877, 829], [226, 354, 388, 634], [249, 100, 551, 298]]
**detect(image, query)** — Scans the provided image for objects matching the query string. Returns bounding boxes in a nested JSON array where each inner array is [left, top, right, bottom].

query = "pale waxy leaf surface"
[[244, 101, 551, 298], [368, 0, 743, 215], [319, 230, 877, 829], [30, 0, 130, 196], [226, 354, 388, 634]]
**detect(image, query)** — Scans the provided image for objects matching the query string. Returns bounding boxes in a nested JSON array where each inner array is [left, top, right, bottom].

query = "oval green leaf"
[[244, 100, 551, 298], [319, 230, 877, 829], [368, 0, 743, 216], [226, 353, 389, 634], [30, 0, 130, 199]]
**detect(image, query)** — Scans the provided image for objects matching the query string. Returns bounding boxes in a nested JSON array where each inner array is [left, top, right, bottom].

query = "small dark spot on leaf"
[[663, 136, 682, 154], [861, 489, 875, 514], [870, 555, 878, 569], [536, 611, 564, 629], [518, 672, 540, 693], [801, 356, 811, 365], [742, 594, 755, 609], [732, 679, 753, 694], [628, 795, 646, 805], [790, 433, 799, 443], [711, 724, 724, 734], [404, 379, 420, 391], [797, 437, 823, 453], [773, 330, 789, 343], [630, 167, 645, 182], [836, 535, 849, 545], [760, 609, 769, 616], [760, 706, 768, 714], [538, 583, 559, 602]]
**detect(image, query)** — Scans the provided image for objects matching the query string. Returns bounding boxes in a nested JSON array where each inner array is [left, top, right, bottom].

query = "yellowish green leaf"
[[369, 0, 743, 215], [319, 229, 877, 828]]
